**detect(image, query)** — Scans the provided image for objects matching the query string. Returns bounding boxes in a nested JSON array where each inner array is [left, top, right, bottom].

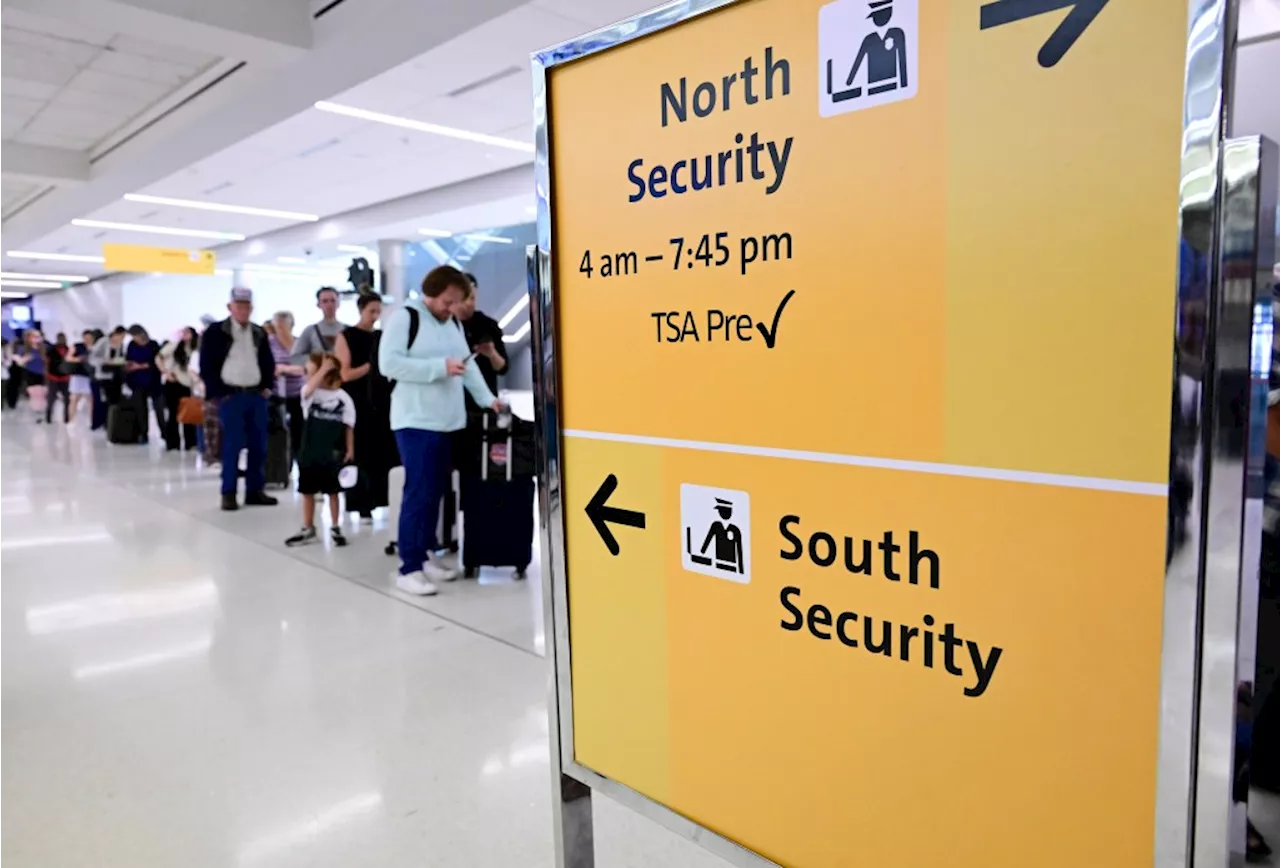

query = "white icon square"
[[819, 0, 919, 118], [681, 484, 751, 584]]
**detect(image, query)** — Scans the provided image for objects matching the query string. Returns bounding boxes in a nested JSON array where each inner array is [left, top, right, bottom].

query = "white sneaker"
[[395, 571, 438, 596], [423, 557, 459, 583]]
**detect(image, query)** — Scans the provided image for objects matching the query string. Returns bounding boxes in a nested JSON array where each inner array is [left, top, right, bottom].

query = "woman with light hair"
[[269, 310, 306, 465]]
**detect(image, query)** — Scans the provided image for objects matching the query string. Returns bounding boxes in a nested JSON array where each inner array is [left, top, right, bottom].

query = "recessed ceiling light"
[[122, 194, 320, 222], [337, 244, 373, 255], [314, 101, 534, 153], [1, 279, 64, 289], [6, 251, 104, 263], [0, 271, 89, 282], [71, 219, 245, 241], [498, 294, 530, 329], [418, 228, 452, 238], [277, 256, 307, 264], [463, 233, 512, 245], [0, 290, 33, 299], [524, 205, 537, 214]]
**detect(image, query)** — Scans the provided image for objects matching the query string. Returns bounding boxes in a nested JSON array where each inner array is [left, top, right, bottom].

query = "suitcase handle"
[[480, 413, 514, 482]]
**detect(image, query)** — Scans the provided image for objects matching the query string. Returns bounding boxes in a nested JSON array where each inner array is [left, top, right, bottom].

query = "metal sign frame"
[[527, 1, 1261, 866]]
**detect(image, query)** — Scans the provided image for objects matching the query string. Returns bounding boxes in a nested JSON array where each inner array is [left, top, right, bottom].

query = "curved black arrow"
[[980, 0, 1110, 68], [585, 474, 646, 556]]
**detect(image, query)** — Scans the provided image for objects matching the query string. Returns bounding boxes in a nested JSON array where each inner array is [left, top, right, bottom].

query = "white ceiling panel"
[[0, 50, 82, 90], [88, 50, 205, 86], [1, 116, 34, 140], [531, 0, 659, 30], [10, 129, 100, 150], [18, 106, 122, 143], [2, 78, 62, 101], [1, 11, 224, 160], [106, 33, 219, 67], [2, 28, 105, 65], [0, 92, 43, 123], [0, 8, 116, 45], [45, 84, 156, 116], [2, 179, 45, 214], [66, 69, 170, 104]]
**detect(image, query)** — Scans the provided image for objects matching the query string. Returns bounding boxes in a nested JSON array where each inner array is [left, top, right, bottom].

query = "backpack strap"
[[406, 307, 420, 350]]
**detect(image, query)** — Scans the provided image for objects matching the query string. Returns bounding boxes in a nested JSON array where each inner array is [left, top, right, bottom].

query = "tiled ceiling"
[[3, 0, 654, 274], [1, 9, 219, 152], [1, 179, 44, 213]]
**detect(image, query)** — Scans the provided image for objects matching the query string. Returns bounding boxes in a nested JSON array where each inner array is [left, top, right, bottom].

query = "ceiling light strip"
[[1, 272, 89, 282], [418, 228, 452, 238], [463, 233, 512, 244], [314, 101, 534, 153], [123, 193, 319, 222], [71, 219, 245, 241], [6, 251, 105, 263], [1, 279, 65, 289]]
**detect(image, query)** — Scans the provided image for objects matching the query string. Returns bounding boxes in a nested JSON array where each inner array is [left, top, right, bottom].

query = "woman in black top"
[[334, 293, 387, 520]]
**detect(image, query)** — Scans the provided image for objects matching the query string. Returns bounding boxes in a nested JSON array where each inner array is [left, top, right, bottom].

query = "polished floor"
[[0, 411, 728, 868]]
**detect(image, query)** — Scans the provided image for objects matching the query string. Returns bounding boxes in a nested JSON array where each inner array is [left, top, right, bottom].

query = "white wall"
[[118, 273, 361, 341], [32, 280, 123, 337], [34, 271, 365, 343]]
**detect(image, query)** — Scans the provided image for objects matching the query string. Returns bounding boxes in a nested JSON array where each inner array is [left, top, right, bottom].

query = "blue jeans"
[[219, 391, 268, 496], [394, 428, 453, 576]]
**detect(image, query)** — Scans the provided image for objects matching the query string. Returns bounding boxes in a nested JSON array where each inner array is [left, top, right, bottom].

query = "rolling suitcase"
[[107, 395, 143, 444], [461, 413, 535, 579], [264, 395, 291, 489]]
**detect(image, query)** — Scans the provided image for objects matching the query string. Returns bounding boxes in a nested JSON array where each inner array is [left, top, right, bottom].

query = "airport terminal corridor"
[[3, 0, 1280, 865]]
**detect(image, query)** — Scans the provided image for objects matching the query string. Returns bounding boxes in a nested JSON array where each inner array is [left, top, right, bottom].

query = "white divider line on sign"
[[562, 429, 1168, 497]]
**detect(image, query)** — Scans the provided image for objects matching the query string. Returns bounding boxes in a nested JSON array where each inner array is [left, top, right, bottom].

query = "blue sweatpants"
[[394, 428, 453, 576], [219, 391, 268, 496]]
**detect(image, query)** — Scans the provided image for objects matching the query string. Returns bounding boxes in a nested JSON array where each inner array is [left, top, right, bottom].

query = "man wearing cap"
[[199, 287, 280, 511]]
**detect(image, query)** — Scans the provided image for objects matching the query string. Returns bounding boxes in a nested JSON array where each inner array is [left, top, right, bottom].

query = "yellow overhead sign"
[[547, 0, 1186, 866], [103, 243, 216, 275]]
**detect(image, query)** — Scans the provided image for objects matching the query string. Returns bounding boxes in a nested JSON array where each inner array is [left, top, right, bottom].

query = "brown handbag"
[[177, 396, 205, 426]]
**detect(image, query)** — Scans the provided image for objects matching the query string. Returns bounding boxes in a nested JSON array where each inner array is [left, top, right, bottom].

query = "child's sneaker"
[[285, 526, 317, 547], [331, 527, 348, 547]]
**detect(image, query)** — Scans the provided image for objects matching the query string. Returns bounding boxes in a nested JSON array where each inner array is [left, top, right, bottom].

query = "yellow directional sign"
[[103, 243, 216, 275], [547, 0, 1187, 865]]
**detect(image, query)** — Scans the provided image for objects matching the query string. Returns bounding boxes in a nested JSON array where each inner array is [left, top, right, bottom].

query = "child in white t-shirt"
[[285, 353, 356, 547]]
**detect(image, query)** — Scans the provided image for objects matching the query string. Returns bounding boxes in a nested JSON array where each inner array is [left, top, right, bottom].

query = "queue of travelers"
[[4, 269, 512, 595]]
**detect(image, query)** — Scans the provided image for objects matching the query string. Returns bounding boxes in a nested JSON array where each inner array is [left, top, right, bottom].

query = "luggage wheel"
[[463, 567, 479, 580], [385, 541, 398, 556], [514, 567, 528, 581]]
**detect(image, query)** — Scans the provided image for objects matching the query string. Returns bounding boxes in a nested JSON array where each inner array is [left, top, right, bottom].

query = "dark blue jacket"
[[200, 318, 275, 399]]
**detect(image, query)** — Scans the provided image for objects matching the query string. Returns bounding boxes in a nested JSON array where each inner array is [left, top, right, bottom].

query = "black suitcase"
[[264, 392, 291, 488], [107, 398, 142, 444], [265, 428, 291, 489], [460, 414, 535, 579]]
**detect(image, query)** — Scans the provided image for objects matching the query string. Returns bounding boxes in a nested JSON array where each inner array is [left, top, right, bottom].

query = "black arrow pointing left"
[[585, 474, 646, 557], [980, 0, 1110, 68]]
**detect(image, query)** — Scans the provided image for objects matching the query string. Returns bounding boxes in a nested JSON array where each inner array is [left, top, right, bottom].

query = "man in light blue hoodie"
[[380, 265, 507, 596]]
